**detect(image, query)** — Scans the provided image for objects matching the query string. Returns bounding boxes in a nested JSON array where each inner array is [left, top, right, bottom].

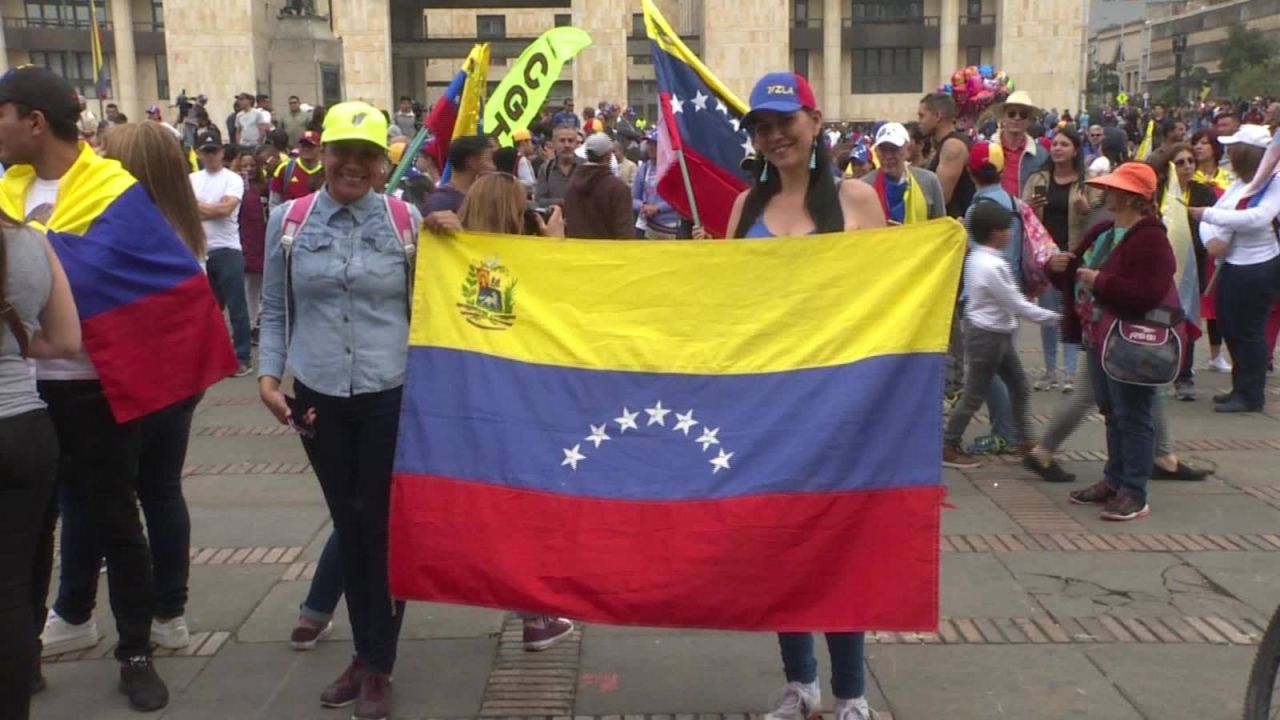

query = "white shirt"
[[26, 177, 98, 380], [1200, 177, 1280, 267], [190, 168, 244, 251], [236, 108, 268, 145], [963, 245, 1059, 333]]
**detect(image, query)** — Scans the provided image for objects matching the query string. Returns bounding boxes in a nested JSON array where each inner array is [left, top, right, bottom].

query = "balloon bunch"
[[937, 64, 1015, 120]]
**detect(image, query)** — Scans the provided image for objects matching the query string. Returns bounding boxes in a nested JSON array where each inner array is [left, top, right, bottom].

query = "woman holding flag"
[[258, 102, 422, 720], [726, 71, 884, 720]]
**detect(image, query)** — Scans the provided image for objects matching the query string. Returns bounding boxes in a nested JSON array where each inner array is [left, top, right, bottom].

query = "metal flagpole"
[[674, 146, 701, 230]]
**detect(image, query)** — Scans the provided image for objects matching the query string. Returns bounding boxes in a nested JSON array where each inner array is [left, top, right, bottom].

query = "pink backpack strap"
[[383, 195, 417, 254], [280, 193, 319, 253]]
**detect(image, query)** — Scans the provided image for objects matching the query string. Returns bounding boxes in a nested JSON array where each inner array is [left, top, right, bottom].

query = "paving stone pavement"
[[30, 336, 1280, 720]]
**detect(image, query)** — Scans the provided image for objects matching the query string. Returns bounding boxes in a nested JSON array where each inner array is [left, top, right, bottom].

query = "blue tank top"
[[744, 216, 818, 238]]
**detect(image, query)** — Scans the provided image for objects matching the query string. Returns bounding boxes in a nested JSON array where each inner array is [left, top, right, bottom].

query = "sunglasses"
[[1174, 157, 1196, 167], [1005, 109, 1030, 120]]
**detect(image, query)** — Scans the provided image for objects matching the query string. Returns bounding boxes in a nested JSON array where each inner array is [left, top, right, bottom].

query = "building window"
[[631, 12, 645, 37], [554, 13, 570, 27], [155, 54, 169, 101], [792, 49, 809, 78], [793, 0, 809, 25], [851, 47, 922, 94], [965, 0, 982, 21], [320, 63, 342, 107], [850, 0, 922, 21], [476, 15, 505, 39], [24, 0, 106, 28], [965, 45, 982, 66], [31, 50, 100, 98], [151, 0, 164, 29]]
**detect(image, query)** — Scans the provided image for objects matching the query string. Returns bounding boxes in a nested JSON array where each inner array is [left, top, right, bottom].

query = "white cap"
[[583, 132, 615, 160], [874, 122, 911, 148], [1220, 124, 1273, 148]]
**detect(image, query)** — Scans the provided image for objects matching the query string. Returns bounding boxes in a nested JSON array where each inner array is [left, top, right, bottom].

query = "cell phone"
[[283, 394, 316, 438], [1033, 186, 1048, 202]]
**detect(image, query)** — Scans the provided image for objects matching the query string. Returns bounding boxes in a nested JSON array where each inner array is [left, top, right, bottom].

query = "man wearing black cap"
[[0, 65, 170, 712]]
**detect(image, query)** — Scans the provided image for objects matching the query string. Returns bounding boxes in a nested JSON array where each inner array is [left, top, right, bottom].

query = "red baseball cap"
[[968, 142, 1005, 174], [299, 130, 321, 146]]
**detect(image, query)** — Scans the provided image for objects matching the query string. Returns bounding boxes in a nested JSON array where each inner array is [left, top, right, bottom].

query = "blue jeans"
[[300, 530, 344, 623], [777, 632, 866, 700], [1217, 258, 1280, 407], [295, 382, 405, 673], [54, 393, 200, 622], [1038, 289, 1078, 376], [985, 377, 1015, 441], [206, 248, 253, 365], [1089, 351, 1155, 503]]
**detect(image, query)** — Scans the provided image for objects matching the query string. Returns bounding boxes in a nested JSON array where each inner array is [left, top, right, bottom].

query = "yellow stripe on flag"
[[453, 43, 490, 139], [642, 0, 747, 116], [410, 219, 966, 374]]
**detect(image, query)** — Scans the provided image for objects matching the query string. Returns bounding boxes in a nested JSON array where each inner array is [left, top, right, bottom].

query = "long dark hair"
[[1051, 127, 1086, 188], [1100, 127, 1128, 169], [733, 136, 842, 238]]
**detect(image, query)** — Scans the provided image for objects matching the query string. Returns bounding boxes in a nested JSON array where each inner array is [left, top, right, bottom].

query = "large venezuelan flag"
[[390, 220, 965, 631], [0, 144, 238, 422]]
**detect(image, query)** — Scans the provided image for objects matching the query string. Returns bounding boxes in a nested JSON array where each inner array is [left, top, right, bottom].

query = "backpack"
[[972, 193, 1054, 299], [279, 193, 417, 341]]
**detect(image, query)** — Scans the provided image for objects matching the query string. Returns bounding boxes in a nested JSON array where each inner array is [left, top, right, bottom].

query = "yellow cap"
[[322, 101, 388, 150], [388, 140, 408, 165], [512, 128, 533, 142]]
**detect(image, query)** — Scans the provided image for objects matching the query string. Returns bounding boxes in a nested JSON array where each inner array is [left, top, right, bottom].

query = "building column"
[[0, 22, 9, 74], [109, 0, 139, 119], [939, 0, 958, 90], [822, 0, 841, 119], [572, 0, 627, 110]]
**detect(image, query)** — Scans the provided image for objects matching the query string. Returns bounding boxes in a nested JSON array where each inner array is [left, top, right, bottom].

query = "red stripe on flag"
[[657, 147, 747, 241], [82, 273, 238, 422], [389, 473, 941, 631]]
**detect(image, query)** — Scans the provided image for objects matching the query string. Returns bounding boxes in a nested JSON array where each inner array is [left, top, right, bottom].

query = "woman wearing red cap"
[[727, 71, 884, 720], [1046, 162, 1176, 521]]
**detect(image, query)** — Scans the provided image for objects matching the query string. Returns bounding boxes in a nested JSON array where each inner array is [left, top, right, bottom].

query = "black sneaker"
[[1213, 391, 1236, 404], [1069, 480, 1117, 505], [1151, 461, 1211, 481], [1100, 491, 1150, 521], [119, 656, 169, 712], [1023, 454, 1076, 483]]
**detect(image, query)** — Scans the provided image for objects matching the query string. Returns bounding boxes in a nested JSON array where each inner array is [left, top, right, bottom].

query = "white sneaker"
[[40, 610, 102, 658], [835, 697, 876, 720], [765, 681, 821, 720], [151, 616, 190, 649], [1033, 369, 1059, 391], [1210, 355, 1233, 373]]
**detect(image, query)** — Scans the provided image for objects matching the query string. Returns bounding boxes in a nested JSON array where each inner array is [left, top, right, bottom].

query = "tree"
[[1230, 58, 1280, 99], [1220, 24, 1275, 78]]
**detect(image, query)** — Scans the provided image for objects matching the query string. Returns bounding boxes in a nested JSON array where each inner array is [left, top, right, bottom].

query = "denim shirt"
[[258, 188, 422, 397], [964, 185, 1025, 290]]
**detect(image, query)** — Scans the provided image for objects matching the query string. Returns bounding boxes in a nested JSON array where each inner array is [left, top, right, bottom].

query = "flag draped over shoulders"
[[389, 219, 966, 631], [0, 144, 237, 422]]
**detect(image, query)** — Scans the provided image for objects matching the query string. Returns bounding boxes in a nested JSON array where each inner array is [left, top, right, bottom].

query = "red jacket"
[[1049, 214, 1175, 344]]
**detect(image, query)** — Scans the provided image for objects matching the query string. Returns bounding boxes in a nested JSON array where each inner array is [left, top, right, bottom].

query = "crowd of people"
[[4, 57, 1280, 720]]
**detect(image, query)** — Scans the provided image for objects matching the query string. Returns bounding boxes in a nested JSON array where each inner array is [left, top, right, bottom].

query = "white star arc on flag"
[[559, 406, 734, 474], [670, 93, 684, 114], [645, 400, 671, 427], [691, 90, 709, 112], [710, 448, 734, 474], [561, 444, 586, 471]]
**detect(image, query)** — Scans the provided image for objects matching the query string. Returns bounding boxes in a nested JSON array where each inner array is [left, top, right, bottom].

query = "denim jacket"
[[258, 188, 422, 397]]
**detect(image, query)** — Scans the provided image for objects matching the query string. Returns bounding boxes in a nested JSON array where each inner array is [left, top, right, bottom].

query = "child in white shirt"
[[944, 201, 1060, 468]]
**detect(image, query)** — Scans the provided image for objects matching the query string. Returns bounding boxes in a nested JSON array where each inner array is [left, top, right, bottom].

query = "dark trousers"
[[1089, 351, 1156, 503], [206, 248, 253, 365], [295, 382, 405, 673], [54, 394, 199, 622], [945, 326, 1032, 446], [37, 380, 154, 660], [300, 529, 345, 622], [0, 410, 58, 720], [778, 632, 866, 700], [1218, 258, 1280, 407]]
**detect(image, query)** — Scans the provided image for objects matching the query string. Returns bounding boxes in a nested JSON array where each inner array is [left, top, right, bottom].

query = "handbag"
[[1096, 285, 1186, 386], [1018, 199, 1057, 299]]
